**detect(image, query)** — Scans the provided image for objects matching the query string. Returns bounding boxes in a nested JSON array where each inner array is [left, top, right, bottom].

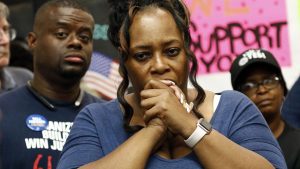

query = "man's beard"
[[59, 64, 88, 80]]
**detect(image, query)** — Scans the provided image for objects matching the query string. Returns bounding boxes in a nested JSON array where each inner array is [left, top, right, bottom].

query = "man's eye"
[[79, 34, 91, 42], [166, 48, 180, 57], [2, 27, 9, 34], [55, 32, 68, 38]]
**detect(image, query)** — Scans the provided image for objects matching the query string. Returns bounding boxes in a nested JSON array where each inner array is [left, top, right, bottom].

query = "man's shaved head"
[[33, 0, 92, 32]]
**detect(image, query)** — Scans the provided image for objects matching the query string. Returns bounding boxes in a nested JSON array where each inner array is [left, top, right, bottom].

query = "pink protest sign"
[[184, 0, 290, 74]]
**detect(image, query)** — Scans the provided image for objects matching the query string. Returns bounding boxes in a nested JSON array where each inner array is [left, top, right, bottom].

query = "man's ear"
[[27, 32, 37, 50]]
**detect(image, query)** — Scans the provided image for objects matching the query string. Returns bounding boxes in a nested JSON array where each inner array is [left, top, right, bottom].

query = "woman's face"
[[125, 7, 189, 94], [240, 66, 284, 120]]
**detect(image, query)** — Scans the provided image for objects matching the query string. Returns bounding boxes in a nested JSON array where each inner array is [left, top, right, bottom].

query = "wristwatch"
[[184, 118, 212, 148]]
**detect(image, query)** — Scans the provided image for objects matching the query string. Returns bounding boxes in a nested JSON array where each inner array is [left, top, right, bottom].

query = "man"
[[230, 49, 300, 169], [0, 0, 103, 168], [0, 2, 32, 93]]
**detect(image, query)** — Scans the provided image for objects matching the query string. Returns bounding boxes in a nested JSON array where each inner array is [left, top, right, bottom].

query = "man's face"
[[28, 7, 94, 82], [0, 16, 10, 68]]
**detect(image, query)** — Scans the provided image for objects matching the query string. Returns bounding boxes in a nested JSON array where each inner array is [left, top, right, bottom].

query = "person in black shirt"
[[230, 48, 300, 169]]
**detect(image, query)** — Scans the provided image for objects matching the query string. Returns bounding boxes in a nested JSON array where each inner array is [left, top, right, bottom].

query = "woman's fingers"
[[140, 79, 196, 137], [144, 79, 170, 90], [169, 85, 183, 100], [160, 79, 175, 86], [140, 94, 158, 110], [160, 80, 184, 102], [143, 105, 160, 124], [140, 89, 163, 99]]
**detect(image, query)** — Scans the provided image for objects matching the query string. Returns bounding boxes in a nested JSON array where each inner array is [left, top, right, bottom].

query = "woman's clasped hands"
[[140, 79, 197, 139]]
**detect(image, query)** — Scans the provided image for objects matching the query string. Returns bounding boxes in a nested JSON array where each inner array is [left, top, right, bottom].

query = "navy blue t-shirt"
[[57, 90, 287, 169], [282, 76, 300, 128], [0, 85, 103, 169]]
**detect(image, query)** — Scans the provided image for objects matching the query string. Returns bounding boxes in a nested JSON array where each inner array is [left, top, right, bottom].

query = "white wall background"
[[195, 0, 300, 92]]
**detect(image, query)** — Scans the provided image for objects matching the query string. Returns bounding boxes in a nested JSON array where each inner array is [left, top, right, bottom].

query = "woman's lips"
[[257, 99, 272, 107]]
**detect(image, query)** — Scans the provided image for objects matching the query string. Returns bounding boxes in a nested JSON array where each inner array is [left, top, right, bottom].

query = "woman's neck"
[[267, 115, 285, 138]]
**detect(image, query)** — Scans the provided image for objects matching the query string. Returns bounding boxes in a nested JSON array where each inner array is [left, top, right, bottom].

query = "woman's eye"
[[240, 82, 256, 92], [264, 79, 273, 85], [134, 52, 150, 61], [166, 48, 180, 57]]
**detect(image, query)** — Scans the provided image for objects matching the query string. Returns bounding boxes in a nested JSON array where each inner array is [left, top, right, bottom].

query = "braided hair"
[[107, 0, 206, 132]]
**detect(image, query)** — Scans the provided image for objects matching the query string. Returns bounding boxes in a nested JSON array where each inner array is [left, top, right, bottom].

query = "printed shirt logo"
[[26, 114, 48, 131], [25, 121, 73, 151], [24, 115, 74, 168]]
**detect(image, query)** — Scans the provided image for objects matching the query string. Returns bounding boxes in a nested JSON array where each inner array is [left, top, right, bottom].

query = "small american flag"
[[82, 52, 122, 100]]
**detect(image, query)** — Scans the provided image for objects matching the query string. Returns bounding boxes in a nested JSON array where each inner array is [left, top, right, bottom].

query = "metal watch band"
[[184, 118, 212, 148]]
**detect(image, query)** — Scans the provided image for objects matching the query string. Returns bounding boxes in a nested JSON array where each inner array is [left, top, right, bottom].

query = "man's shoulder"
[[4, 66, 33, 77], [0, 85, 27, 98], [0, 86, 29, 108]]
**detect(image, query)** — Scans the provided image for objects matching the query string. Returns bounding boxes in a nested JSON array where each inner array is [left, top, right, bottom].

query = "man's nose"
[[67, 34, 83, 50]]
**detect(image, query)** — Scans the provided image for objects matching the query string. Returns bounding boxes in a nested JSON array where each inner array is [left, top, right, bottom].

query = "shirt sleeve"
[[57, 104, 104, 169]]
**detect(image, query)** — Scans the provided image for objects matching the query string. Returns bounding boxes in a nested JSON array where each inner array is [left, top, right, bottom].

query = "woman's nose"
[[150, 54, 170, 74]]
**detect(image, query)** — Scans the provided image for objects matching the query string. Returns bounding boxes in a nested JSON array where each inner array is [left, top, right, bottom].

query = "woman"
[[57, 0, 286, 168], [230, 49, 300, 169]]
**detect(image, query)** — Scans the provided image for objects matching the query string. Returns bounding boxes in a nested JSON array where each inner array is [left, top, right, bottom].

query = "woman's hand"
[[140, 80, 197, 138]]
